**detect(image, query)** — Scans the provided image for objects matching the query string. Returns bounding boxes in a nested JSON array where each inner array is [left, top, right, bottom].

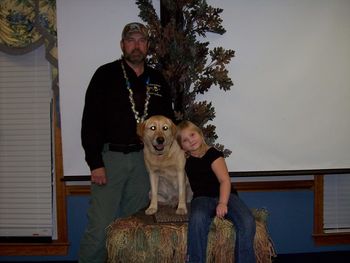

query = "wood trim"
[[66, 180, 315, 196], [313, 175, 324, 235], [66, 185, 91, 195], [53, 104, 69, 244], [0, 242, 69, 256], [235, 180, 314, 191], [313, 233, 350, 246]]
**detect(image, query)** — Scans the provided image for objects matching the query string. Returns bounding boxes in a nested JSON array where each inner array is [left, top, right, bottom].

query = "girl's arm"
[[211, 157, 231, 218]]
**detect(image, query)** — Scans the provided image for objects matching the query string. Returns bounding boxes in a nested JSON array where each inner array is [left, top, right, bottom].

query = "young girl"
[[176, 120, 256, 263]]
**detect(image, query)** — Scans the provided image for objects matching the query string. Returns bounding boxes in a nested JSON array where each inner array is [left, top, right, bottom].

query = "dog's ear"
[[170, 119, 177, 136], [136, 121, 145, 140]]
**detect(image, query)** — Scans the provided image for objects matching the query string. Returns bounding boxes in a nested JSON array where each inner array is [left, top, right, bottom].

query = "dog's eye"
[[150, 126, 156, 131], [162, 126, 168, 131]]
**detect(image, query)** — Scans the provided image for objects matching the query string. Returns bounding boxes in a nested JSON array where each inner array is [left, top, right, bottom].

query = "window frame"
[[313, 175, 350, 245], [0, 53, 68, 256]]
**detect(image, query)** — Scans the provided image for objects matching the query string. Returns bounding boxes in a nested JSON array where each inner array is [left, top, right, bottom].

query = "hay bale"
[[107, 216, 187, 263], [206, 209, 276, 263], [106, 208, 276, 263]]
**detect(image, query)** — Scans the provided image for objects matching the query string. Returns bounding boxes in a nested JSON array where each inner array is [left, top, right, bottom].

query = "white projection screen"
[[57, 0, 350, 178]]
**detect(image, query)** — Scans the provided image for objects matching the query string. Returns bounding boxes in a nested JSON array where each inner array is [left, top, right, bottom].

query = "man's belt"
[[107, 143, 144, 154]]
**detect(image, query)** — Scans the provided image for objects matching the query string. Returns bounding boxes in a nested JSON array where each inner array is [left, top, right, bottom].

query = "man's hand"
[[91, 167, 107, 185]]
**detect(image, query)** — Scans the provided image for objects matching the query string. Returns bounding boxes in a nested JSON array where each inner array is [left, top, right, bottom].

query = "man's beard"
[[124, 49, 146, 65]]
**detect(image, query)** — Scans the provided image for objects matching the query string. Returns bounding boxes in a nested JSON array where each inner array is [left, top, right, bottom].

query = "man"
[[79, 22, 174, 263]]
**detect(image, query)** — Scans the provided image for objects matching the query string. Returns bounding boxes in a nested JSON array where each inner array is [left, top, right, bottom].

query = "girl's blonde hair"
[[176, 120, 209, 156]]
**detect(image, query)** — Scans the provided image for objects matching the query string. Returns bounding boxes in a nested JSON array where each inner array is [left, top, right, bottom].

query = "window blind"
[[0, 46, 53, 237], [323, 174, 350, 233]]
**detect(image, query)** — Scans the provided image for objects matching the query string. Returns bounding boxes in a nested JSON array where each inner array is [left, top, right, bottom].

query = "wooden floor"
[[1, 251, 349, 262], [274, 251, 350, 263]]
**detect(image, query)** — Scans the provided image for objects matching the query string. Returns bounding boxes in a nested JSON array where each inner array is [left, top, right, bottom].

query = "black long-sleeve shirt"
[[81, 59, 174, 171]]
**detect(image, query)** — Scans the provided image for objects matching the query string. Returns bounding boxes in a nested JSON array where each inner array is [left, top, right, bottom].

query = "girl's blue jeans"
[[187, 193, 256, 263]]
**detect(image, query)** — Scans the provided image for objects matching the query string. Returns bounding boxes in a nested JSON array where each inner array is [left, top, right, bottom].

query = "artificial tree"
[[136, 0, 234, 156]]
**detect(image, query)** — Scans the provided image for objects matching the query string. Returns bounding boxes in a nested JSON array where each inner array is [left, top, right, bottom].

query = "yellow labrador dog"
[[137, 115, 189, 215]]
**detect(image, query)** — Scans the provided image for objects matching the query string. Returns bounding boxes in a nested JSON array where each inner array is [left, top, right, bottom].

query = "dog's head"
[[137, 115, 177, 155]]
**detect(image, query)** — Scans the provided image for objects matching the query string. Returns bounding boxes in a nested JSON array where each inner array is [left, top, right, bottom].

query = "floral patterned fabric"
[[0, 0, 59, 125], [0, 0, 57, 67]]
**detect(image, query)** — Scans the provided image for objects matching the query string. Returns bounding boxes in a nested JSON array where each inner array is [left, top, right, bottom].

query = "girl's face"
[[179, 127, 203, 153]]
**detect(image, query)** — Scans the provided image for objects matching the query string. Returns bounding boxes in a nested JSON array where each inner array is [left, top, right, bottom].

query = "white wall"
[[57, 0, 152, 176], [57, 0, 350, 176], [206, 0, 350, 172]]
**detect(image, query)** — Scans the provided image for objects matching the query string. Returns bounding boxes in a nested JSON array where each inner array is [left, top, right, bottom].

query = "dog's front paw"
[[175, 207, 187, 215], [145, 206, 157, 215]]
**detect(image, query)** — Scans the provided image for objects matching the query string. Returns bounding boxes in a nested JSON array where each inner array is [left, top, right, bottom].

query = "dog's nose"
[[156, 137, 164, 144]]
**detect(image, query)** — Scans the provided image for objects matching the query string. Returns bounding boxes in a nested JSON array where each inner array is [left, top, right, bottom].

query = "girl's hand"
[[216, 203, 228, 219]]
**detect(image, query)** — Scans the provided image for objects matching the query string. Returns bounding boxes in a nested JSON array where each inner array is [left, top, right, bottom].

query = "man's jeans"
[[187, 194, 256, 263]]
